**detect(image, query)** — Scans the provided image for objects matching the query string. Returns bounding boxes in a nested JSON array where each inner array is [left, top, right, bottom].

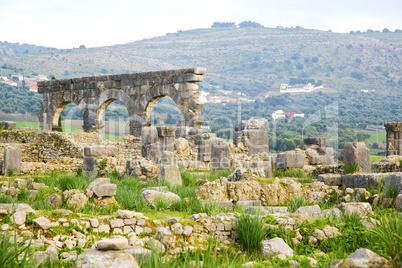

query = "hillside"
[[0, 27, 401, 97]]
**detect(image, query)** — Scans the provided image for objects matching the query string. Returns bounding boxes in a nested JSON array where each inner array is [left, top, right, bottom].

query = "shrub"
[[7, 168, 14, 177], [370, 213, 402, 266], [234, 211, 269, 254]]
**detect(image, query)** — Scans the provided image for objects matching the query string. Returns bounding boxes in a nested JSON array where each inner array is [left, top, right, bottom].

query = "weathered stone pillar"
[[157, 126, 175, 154], [196, 133, 216, 162], [210, 138, 231, 170], [234, 118, 269, 155], [2, 148, 21, 175], [82, 100, 97, 133], [141, 127, 159, 163], [343, 142, 371, 173], [385, 122, 402, 156]]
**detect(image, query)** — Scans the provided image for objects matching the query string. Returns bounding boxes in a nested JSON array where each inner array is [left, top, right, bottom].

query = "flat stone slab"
[[84, 146, 118, 157], [204, 201, 233, 210], [342, 173, 388, 189], [236, 200, 262, 208], [96, 238, 129, 250], [245, 206, 288, 214], [77, 248, 139, 268]]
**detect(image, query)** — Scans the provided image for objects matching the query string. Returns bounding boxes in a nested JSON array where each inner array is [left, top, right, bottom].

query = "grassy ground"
[[0, 168, 401, 267]]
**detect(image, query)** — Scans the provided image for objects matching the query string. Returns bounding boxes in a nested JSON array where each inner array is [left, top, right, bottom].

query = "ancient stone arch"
[[37, 67, 206, 136]]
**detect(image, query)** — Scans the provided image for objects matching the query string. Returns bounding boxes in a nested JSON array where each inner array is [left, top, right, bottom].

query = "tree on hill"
[[238, 21, 264, 28], [211, 22, 236, 28]]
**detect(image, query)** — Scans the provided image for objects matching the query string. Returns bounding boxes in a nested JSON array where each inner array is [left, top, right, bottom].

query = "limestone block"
[[157, 164, 182, 186], [84, 146, 118, 157], [97, 237, 129, 250], [342, 173, 386, 189], [337, 202, 372, 216], [3, 148, 21, 175], [47, 193, 62, 208], [295, 205, 321, 218], [196, 133, 216, 162], [384, 173, 402, 195], [83, 156, 97, 178], [160, 151, 175, 165], [276, 152, 306, 169], [317, 174, 342, 186], [303, 137, 327, 148], [343, 142, 371, 173], [261, 237, 294, 259], [141, 190, 180, 207], [76, 249, 138, 268], [211, 138, 231, 170], [11, 211, 26, 225]]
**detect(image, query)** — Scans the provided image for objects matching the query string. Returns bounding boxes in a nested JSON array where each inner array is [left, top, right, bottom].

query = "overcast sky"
[[1, 0, 401, 49]]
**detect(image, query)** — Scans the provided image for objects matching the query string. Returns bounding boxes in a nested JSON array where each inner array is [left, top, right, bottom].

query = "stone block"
[[141, 126, 159, 163], [276, 152, 306, 169], [2, 148, 21, 175], [343, 142, 371, 173], [161, 151, 175, 165], [235, 118, 269, 155], [261, 237, 294, 259], [342, 173, 386, 189], [384, 173, 402, 195], [303, 137, 327, 148], [84, 146, 118, 157], [204, 201, 233, 210], [317, 174, 342, 186], [196, 133, 216, 162], [210, 138, 231, 170], [236, 200, 262, 208], [157, 164, 182, 186], [0, 121, 16, 130], [310, 155, 334, 165], [83, 156, 97, 178]]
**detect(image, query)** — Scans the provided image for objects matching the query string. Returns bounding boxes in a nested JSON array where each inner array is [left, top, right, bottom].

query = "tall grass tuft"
[[234, 211, 269, 254], [0, 232, 43, 267], [287, 195, 312, 213], [273, 168, 305, 178], [344, 160, 358, 174], [383, 185, 398, 199], [114, 177, 148, 211], [370, 213, 402, 267]]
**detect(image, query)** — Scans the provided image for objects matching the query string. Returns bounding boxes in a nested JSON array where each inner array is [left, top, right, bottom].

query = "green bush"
[[234, 211, 269, 254], [370, 213, 402, 267]]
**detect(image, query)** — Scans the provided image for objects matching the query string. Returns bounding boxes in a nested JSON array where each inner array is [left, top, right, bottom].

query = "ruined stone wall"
[[0, 130, 142, 173]]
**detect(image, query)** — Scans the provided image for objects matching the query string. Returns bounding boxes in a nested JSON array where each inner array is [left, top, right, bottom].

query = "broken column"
[[83, 146, 118, 178], [2, 148, 21, 175], [303, 137, 334, 165], [343, 142, 371, 173], [141, 126, 159, 163], [157, 151, 182, 186], [276, 151, 306, 169], [196, 133, 216, 162], [384, 122, 402, 156], [210, 138, 231, 170], [234, 118, 269, 155], [157, 126, 175, 155]]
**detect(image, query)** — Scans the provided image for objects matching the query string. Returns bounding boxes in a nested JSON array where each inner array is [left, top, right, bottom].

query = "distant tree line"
[[212, 21, 264, 28]]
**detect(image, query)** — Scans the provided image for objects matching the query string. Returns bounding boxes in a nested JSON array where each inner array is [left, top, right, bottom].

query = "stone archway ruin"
[[37, 67, 206, 136]]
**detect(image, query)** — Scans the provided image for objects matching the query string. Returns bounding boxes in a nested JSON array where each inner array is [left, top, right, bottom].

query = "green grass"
[[234, 211, 269, 254], [343, 160, 358, 174], [273, 168, 305, 178], [0, 232, 43, 268], [370, 213, 402, 267], [371, 155, 387, 163], [366, 131, 387, 143], [286, 195, 313, 213]]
